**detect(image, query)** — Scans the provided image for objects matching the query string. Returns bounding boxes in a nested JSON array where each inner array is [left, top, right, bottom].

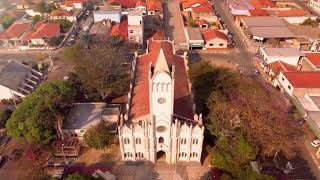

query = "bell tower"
[[149, 48, 174, 124]]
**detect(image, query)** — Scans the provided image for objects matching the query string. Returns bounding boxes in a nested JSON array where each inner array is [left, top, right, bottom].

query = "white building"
[[257, 47, 305, 66], [0, 60, 43, 100], [118, 39, 204, 163], [93, 6, 122, 23], [309, 0, 320, 13], [128, 11, 144, 44]]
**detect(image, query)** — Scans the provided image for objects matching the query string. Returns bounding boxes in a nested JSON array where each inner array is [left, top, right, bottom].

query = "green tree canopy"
[[1, 16, 16, 29], [63, 41, 130, 101], [5, 81, 74, 144], [32, 15, 42, 25], [57, 19, 73, 33], [83, 122, 113, 149]]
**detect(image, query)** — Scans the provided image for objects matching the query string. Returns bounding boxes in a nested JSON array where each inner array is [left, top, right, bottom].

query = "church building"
[[118, 38, 204, 163]]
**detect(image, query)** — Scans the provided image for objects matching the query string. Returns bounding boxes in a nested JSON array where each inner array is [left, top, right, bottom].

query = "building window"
[[209, 43, 214, 46], [130, 30, 133, 33], [191, 152, 198, 157], [181, 138, 186, 144], [179, 152, 187, 157], [124, 152, 133, 158], [159, 137, 164, 143], [135, 138, 141, 144], [282, 77, 285, 81], [192, 138, 198, 144], [219, 43, 224, 46], [288, 85, 291, 90], [136, 152, 144, 158], [124, 138, 130, 144]]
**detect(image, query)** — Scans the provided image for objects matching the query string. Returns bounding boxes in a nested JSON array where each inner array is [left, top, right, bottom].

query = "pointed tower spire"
[[154, 48, 170, 73]]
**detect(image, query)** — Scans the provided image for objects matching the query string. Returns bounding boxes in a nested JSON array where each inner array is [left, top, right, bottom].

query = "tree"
[[0, 109, 12, 128], [5, 81, 74, 144], [35, 1, 48, 14], [1, 16, 16, 29], [45, 36, 64, 47], [188, 17, 198, 28], [32, 15, 42, 25], [63, 41, 130, 101], [57, 19, 73, 33], [63, 173, 87, 180], [83, 122, 113, 149], [301, 18, 319, 28]]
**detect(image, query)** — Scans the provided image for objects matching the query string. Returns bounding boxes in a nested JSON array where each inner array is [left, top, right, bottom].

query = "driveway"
[[163, 0, 187, 44]]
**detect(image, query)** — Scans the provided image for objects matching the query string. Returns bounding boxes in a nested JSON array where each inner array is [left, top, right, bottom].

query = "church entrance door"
[[157, 150, 166, 161]]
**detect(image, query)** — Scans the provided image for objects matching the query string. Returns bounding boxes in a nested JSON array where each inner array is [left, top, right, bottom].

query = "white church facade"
[[118, 39, 204, 163]]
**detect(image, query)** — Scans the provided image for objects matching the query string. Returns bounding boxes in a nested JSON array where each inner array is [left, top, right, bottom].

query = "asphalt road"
[[210, 0, 256, 75]]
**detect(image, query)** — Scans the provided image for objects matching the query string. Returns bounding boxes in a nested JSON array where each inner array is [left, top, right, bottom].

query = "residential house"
[[94, 6, 122, 23], [226, 0, 255, 16], [185, 27, 204, 49], [0, 22, 32, 47], [22, 21, 60, 46], [0, 60, 43, 100], [266, 60, 298, 89], [257, 47, 305, 66], [128, 10, 144, 44], [248, 9, 269, 16], [309, 0, 320, 13], [62, 103, 120, 140], [298, 53, 320, 71], [201, 29, 230, 49], [50, 10, 77, 22], [249, 0, 276, 9], [181, 0, 209, 11], [61, 0, 85, 11], [146, 0, 162, 16], [111, 18, 128, 40], [278, 71, 320, 96], [198, 19, 209, 28], [135, 0, 146, 12], [191, 2, 214, 19]]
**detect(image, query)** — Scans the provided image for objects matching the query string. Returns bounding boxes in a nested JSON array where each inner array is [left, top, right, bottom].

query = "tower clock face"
[[157, 98, 166, 104]]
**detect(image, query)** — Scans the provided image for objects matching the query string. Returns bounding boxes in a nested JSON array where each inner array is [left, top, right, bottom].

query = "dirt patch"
[[76, 144, 121, 166]]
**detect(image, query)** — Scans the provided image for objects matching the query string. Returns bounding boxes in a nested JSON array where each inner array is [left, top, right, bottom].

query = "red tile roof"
[[111, 19, 128, 40], [201, 29, 229, 42], [305, 53, 320, 67], [198, 19, 209, 26], [249, 9, 269, 16], [182, 0, 208, 9], [283, 71, 320, 88], [22, 22, 60, 40], [110, 0, 137, 8], [191, 2, 213, 13], [0, 22, 31, 40], [146, 0, 162, 11], [64, 165, 112, 176], [130, 40, 194, 121], [250, 0, 276, 8], [268, 60, 297, 75], [135, 0, 146, 7]]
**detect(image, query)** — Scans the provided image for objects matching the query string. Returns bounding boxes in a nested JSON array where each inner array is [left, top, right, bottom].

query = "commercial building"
[[185, 27, 204, 49]]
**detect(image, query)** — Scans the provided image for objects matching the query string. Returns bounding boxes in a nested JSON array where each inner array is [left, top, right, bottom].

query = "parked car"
[[311, 139, 320, 147]]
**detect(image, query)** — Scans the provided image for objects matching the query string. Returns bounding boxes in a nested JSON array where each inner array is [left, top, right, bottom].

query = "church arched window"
[[124, 138, 130, 144], [159, 137, 164, 143], [135, 138, 141, 144], [181, 138, 186, 144]]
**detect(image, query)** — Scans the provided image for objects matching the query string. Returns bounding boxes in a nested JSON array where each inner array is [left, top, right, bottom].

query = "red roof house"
[[268, 60, 297, 75], [305, 53, 320, 68], [250, 0, 276, 9], [22, 22, 60, 45], [146, 0, 162, 13], [273, 10, 307, 17], [0, 22, 31, 40], [111, 19, 128, 40], [248, 9, 269, 16], [282, 71, 320, 89]]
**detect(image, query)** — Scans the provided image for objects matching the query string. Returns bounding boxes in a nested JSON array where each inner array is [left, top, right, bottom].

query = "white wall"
[[128, 15, 143, 26], [94, 12, 121, 23], [278, 72, 294, 96], [0, 85, 14, 100], [204, 38, 228, 49]]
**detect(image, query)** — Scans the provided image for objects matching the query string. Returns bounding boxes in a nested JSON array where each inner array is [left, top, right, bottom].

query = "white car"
[[311, 139, 320, 147]]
